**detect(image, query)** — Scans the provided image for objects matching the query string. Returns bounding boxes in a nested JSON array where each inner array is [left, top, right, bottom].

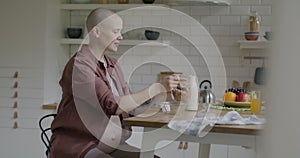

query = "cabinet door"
[[228, 145, 255, 158]]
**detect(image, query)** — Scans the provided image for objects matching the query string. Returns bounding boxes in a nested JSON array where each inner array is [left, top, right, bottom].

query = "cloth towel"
[[168, 111, 265, 137]]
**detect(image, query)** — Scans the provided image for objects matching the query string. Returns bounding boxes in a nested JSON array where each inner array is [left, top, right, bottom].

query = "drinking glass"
[[250, 91, 262, 114]]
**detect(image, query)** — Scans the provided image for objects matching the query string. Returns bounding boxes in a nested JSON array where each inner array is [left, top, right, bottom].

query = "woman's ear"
[[91, 26, 101, 38]]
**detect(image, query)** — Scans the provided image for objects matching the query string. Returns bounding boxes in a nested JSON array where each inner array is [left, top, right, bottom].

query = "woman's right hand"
[[159, 74, 186, 92]]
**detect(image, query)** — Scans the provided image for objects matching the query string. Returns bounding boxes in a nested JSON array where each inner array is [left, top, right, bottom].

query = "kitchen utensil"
[[254, 60, 266, 85], [199, 80, 215, 104]]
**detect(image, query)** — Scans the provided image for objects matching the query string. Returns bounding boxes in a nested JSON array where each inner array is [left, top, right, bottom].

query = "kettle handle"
[[199, 80, 212, 89]]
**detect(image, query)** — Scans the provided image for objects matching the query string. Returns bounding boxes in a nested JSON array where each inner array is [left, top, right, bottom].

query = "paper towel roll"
[[186, 75, 198, 111]]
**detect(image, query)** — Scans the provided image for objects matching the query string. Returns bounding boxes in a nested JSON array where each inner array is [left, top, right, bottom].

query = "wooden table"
[[123, 105, 264, 158]]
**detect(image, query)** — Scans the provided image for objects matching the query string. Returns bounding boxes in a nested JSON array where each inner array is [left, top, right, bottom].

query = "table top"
[[123, 105, 264, 135]]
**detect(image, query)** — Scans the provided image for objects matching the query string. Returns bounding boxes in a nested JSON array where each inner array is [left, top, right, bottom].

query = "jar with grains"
[[249, 11, 260, 32]]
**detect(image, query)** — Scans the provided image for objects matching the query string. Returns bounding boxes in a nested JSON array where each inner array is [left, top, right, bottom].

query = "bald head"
[[86, 8, 116, 32]]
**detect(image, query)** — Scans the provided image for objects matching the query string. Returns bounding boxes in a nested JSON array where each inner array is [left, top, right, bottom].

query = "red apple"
[[236, 92, 251, 102]]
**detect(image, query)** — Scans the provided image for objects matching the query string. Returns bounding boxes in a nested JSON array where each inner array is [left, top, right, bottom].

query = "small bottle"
[[249, 11, 260, 32]]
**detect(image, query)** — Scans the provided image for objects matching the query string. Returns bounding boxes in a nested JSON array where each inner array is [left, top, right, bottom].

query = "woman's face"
[[97, 15, 123, 52]]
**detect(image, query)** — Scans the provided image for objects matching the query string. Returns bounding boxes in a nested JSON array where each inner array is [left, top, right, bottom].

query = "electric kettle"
[[199, 80, 215, 104]]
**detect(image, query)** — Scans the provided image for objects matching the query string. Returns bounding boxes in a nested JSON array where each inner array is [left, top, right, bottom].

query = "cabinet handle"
[[13, 92, 18, 98], [13, 122, 18, 129], [13, 82, 18, 88], [13, 102, 18, 108], [178, 141, 183, 149], [13, 112, 18, 119], [13, 71, 18, 78]]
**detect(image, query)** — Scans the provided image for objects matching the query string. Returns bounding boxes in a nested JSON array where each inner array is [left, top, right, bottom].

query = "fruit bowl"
[[244, 32, 259, 41], [223, 101, 251, 108]]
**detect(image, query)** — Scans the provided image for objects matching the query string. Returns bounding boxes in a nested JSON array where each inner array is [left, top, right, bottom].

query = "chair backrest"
[[39, 114, 56, 157]]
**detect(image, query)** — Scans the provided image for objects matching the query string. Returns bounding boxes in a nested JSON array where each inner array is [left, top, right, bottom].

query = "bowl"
[[244, 32, 259, 41], [67, 28, 82, 39], [143, 0, 155, 4], [144, 30, 160, 40]]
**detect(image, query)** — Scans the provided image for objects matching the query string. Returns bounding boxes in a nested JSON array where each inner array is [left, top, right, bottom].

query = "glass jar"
[[249, 11, 260, 32]]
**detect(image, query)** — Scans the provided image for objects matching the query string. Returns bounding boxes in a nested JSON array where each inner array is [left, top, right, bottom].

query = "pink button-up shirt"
[[50, 45, 132, 158]]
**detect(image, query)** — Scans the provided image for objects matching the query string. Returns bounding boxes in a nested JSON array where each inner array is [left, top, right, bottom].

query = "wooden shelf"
[[237, 40, 271, 49], [60, 4, 168, 10], [61, 38, 170, 46]]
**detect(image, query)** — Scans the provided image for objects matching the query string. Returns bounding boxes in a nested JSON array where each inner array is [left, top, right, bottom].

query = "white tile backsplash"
[[210, 6, 230, 16], [220, 16, 241, 25], [240, 0, 261, 5], [230, 6, 251, 15], [251, 5, 272, 15], [68, 1, 271, 93]]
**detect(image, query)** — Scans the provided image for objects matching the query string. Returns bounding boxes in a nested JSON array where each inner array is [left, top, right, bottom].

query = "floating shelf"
[[60, 4, 168, 10], [237, 40, 271, 49], [61, 38, 170, 46]]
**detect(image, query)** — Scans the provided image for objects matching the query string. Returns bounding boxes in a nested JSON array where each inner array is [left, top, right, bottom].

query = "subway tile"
[[240, 0, 261, 5], [219, 36, 240, 47], [251, 6, 272, 15], [229, 67, 250, 77], [210, 6, 230, 15], [161, 15, 182, 26], [240, 15, 249, 26], [142, 75, 159, 83], [142, 15, 162, 26], [171, 6, 191, 15], [124, 16, 143, 26], [220, 16, 241, 25], [230, 6, 251, 15], [210, 26, 230, 36], [230, 26, 247, 36], [190, 6, 210, 15], [200, 16, 220, 25], [230, 0, 241, 5], [151, 64, 171, 74], [187, 56, 201, 66], [133, 65, 152, 75], [261, 0, 272, 5], [223, 56, 242, 66]]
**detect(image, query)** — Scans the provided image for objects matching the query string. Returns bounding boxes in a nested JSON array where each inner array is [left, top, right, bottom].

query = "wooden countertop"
[[123, 105, 263, 135]]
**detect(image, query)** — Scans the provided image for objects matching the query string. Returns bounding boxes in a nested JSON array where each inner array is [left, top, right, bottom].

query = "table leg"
[[198, 143, 211, 158]]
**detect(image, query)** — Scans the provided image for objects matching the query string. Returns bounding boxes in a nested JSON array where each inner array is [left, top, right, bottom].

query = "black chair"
[[39, 114, 56, 157]]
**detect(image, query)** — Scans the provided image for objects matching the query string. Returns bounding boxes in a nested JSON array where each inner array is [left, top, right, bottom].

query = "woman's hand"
[[159, 74, 186, 92]]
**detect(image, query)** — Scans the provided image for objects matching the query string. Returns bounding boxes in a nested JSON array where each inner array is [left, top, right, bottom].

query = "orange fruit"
[[224, 92, 237, 102]]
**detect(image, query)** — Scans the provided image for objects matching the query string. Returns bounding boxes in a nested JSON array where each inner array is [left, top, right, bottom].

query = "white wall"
[[0, 0, 55, 157]]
